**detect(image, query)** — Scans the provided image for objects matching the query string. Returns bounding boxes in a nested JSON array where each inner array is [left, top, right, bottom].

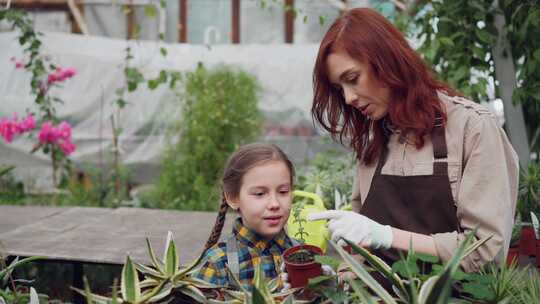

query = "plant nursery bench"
[[0, 205, 234, 303]]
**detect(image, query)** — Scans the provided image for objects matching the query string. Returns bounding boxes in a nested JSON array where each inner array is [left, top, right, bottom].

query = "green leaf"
[[133, 261, 166, 279], [144, 4, 157, 18], [314, 254, 340, 271], [252, 287, 266, 304], [319, 15, 326, 26], [416, 253, 439, 263], [127, 81, 138, 92], [164, 231, 179, 276], [159, 70, 167, 82], [252, 263, 272, 301], [392, 259, 419, 277], [476, 28, 493, 44], [439, 37, 455, 47], [331, 240, 398, 304], [424, 230, 484, 304], [307, 275, 333, 287], [121, 256, 141, 302], [0, 256, 41, 280], [462, 280, 493, 300], [343, 238, 407, 295], [179, 285, 208, 303], [417, 275, 439, 303], [160, 47, 167, 57], [111, 278, 119, 304], [148, 79, 159, 90]]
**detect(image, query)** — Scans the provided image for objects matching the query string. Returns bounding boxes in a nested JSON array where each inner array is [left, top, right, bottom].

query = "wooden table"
[[0, 205, 235, 302]]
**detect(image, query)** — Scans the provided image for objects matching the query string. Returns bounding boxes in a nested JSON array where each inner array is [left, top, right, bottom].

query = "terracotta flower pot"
[[283, 244, 323, 288], [519, 226, 537, 256], [507, 246, 520, 266]]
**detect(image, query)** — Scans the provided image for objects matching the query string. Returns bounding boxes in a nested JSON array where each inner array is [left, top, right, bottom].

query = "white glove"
[[280, 262, 335, 291], [308, 210, 393, 250]]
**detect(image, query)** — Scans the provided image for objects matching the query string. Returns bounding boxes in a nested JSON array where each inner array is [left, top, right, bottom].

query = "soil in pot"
[[283, 244, 323, 289]]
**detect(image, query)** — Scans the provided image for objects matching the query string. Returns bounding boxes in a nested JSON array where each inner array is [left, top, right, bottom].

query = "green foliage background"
[[412, 0, 540, 155], [155, 64, 263, 211]]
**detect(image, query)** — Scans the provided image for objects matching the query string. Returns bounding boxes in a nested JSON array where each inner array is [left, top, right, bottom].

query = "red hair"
[[312, 8, 460, 165]]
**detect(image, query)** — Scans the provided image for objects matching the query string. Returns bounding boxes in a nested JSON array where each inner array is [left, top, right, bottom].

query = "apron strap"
[[432, 113, 448, 159], [432, 113, 448, 176], [374, 112, 448, 176], [226, 234, 240, 284]]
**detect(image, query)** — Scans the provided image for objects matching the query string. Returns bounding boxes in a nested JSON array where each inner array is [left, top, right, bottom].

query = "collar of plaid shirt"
[[233, 217, 291, 252]]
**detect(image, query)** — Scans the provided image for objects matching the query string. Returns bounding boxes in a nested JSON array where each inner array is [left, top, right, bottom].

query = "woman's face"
[[326, 50, 391, 121], [226, 160, 292, 239]]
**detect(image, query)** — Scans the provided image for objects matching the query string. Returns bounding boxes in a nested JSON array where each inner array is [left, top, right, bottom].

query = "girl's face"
[[227, 160, 292, 239], [326, 50, 391, 121]]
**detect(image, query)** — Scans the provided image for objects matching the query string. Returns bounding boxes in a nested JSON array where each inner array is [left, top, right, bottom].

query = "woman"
[[308, 8, 519, 273]]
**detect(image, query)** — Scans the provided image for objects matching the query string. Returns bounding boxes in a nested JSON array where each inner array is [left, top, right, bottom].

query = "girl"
[[192, 143, 297, 290]]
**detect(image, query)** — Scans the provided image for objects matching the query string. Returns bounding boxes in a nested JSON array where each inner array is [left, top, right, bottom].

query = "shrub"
[[156, 64, 262, 211]]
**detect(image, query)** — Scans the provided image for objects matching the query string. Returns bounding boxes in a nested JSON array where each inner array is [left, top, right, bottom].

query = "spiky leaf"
[[121, 256, 141, 303], [331, 240, 398, 304], [164, 231, 179, 276]]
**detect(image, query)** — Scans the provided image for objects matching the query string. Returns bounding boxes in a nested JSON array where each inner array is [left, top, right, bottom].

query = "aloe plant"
[[74, 231, 215, 303], [207, 263, 298, 304], [331, 229, 495, 304], [0, 255, 44, 304]]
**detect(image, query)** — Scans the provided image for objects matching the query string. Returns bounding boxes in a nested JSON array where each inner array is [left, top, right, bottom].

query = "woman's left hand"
[[308, 210, 393, 250]]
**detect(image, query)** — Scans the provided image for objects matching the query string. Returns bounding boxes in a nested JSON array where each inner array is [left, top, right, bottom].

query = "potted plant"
[[283, 191, 324, 288], [517, 162, 540, 256]]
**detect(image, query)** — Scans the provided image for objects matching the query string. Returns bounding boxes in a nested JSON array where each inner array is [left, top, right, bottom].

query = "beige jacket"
[[351, 93, 519, 272]]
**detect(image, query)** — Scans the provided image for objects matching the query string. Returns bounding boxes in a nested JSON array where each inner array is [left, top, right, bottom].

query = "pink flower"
[[47, 73, 57, 84], [11, 57, 26, 69], [38, 122, 60, 144], [57, 121, 71, 140], [62, 68, 76, 78], [59, 140, 76, 155], [19, 114, 36, 132], [0, 118, 17, 142]]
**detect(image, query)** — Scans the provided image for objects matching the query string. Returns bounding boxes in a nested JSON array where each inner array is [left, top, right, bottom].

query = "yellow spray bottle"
[[286, 190, 330, 253]]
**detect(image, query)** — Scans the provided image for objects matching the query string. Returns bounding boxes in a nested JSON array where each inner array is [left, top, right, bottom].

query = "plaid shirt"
[[192, 217, 294, 290]]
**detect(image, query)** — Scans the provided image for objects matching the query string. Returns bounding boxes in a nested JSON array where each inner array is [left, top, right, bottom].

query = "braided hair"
[[203, 195, 229, 251]]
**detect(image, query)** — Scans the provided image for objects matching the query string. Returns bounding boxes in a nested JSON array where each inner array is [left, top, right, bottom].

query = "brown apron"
[[359, 114, 460, 273]]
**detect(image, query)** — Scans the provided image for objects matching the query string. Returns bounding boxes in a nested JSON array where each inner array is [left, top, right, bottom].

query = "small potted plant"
[[283, 192, 323, 288], [517, 163, 540, 257]]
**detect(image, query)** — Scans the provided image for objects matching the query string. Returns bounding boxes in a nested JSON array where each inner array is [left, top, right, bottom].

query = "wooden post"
[[126, 1, 135, 39], [67, 0, 89, 35], [178, 0, 187, 42], [284, 0, 294, 43], [231, 0, 240, 43]]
